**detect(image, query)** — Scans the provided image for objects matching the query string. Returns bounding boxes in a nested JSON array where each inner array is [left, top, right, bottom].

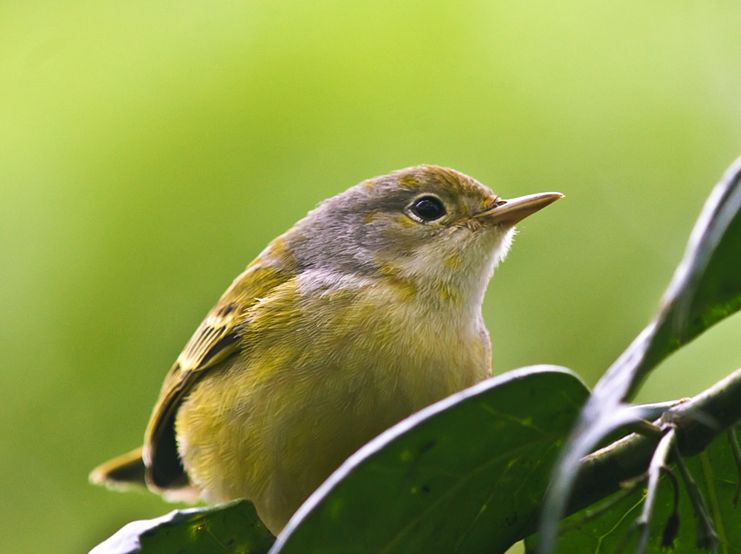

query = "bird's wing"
[[143, 259, 291, 489]]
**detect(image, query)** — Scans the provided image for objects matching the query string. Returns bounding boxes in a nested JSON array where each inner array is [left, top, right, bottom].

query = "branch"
[[570, 368, 741, 515], [635, 427, 677, 553], [521, 368, 741, 543], [673, 445, 719, 551]]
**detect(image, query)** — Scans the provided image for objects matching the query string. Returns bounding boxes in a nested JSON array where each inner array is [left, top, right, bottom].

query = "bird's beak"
[[475, 192, 564, 225]]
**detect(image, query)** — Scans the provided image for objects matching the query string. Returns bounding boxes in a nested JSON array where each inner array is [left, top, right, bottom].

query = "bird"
[[90, 165, 562, 535]]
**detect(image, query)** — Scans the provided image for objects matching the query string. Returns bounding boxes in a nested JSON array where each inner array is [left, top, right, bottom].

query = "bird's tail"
[[89, 447, 147, 490], [90, 447, 200, 502]]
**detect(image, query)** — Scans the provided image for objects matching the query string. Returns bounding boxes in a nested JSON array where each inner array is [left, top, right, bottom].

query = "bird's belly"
[[175, 304, 489, 534]]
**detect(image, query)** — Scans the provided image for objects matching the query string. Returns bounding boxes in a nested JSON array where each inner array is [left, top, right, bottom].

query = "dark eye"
[[408, 196, 446, 222]]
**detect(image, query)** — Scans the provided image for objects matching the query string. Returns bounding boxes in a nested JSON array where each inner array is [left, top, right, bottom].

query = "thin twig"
[[626, 400, 686, 421], [516, 369, 741, 544], [673, 445, 719, 553], [569, 369, 741, 515], [621, 420, 663, 439], [635, 427, 677, 553], [660, 466, 680, 549]]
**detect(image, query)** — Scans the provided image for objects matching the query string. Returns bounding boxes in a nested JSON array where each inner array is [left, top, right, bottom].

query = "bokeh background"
[[2, 2, 740, 552]]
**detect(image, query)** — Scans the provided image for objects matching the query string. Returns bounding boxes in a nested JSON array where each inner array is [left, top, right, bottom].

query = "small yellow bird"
[[91, 165, 562, 534]]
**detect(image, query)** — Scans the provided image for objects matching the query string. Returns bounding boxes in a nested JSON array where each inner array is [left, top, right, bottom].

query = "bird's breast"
[[175, 273, 491, 533]]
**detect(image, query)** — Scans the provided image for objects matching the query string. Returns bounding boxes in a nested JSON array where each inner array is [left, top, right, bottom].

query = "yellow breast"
[[175, 272, 491, 534]]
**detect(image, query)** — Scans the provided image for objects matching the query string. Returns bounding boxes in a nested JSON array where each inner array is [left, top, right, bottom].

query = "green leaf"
[[90, 500, 274, 554], [600, 156, 741, 402], [538, 158, 741, 552], [270, 366, 589, 554], [527, 429, 741, 553]]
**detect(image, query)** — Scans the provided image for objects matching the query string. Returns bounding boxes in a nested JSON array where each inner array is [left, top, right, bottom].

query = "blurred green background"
[[1, 2, 740, 552]]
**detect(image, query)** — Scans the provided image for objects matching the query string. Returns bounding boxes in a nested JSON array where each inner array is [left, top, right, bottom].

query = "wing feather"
[[143, 259, 291, 489]]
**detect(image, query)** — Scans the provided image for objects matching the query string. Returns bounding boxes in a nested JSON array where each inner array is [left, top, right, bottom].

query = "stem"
[[520, 369, 741, 544], [621, 419, 663, 439], [674, 447, 719, 552], [571, 368, 741, 514], [660, 467, 680, 549], [625, 400, 685, 421], [635, 427, 677, 553]]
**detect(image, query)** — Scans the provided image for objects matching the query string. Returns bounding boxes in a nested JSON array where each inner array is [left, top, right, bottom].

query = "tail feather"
[[90, 447, 200, 502], [90, 447, 147, 490]]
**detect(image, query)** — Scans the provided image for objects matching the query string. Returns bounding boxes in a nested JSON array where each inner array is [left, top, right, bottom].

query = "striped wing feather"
[[143, 261, 289, 489]]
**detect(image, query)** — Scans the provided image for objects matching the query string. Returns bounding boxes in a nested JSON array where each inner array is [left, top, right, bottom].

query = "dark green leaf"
[[270, 366, 589, 554], [527, 429, 741, 553], [538, 158, 741, 552], [90, 500, 274, 554], [600, 157, 741, 403]]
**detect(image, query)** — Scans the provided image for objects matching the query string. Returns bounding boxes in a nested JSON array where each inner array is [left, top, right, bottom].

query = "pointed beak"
[[475, 192, 564, 225]]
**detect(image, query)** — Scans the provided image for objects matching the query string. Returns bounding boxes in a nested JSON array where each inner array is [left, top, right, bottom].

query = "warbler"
[[91, 165, 562, 534]]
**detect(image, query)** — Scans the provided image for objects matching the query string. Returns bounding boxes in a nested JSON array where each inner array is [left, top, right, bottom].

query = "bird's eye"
[[408, 196, 447, 222]]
